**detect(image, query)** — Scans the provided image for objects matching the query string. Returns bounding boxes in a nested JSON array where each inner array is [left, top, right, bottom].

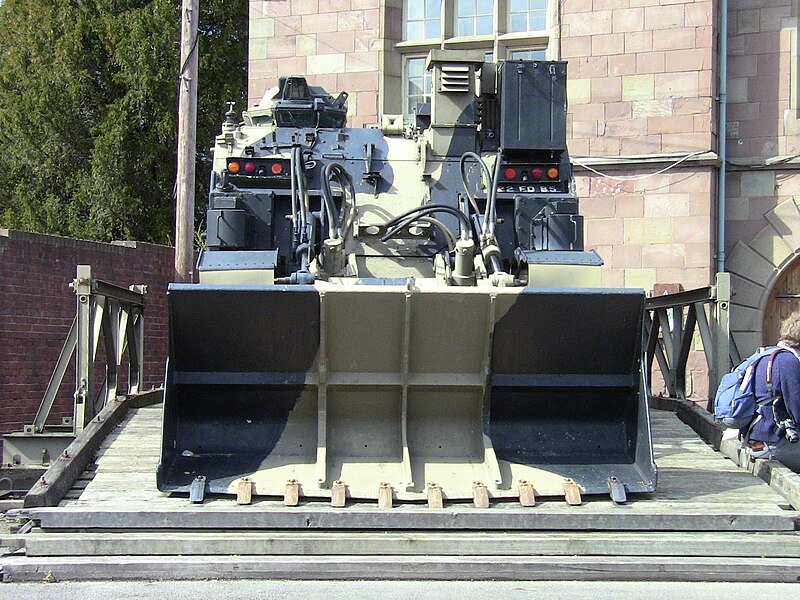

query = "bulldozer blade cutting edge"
[[157, 283, 657, 501]]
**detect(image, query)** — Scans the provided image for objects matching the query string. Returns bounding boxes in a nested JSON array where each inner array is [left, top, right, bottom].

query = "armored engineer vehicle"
[[157, 50, 657, 504]]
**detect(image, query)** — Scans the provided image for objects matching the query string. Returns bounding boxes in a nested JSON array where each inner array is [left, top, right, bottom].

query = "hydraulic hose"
[[401, 216, 457, 251], [292, 146, 309, 234], [320, 169, 341, 240], [381, 205, 471, 243], [320, 162, 356, 240], [484, 151, 502, 238], [488, 253, 502, 274], [291, 146, 313, 273], [290, 149, 299, 239], [459, 151, 493, 219], [383, 203, 468, 225]]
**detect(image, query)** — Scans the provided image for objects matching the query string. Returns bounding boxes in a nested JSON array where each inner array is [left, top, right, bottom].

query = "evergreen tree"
[[0, 0, 247, 244]]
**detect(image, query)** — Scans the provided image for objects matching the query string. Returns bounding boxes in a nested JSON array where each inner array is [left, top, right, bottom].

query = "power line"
[[572, 151, 707, 182]]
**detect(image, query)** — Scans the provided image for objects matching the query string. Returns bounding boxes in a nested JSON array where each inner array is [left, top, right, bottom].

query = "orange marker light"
[[228, 161, 241, 174], [547, 167, 559, 179]]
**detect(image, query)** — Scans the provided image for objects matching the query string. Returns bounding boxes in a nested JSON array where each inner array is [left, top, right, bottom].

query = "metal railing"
[[644, 272, 731, 401], [28, 265, 147, 435]]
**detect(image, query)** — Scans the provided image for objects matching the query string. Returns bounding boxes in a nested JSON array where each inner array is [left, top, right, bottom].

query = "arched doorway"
[[762, 255, 800, 345], [725, 197, 800, 360]]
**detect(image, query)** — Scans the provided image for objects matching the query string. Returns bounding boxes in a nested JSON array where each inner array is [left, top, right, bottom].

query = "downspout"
[[716, 0, 728, 273]]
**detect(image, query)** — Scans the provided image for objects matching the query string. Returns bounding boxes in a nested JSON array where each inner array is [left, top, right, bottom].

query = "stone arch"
[[726, 197, 800, 359]]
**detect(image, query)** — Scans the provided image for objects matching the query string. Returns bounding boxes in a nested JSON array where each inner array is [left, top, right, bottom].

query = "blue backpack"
[[713, 346, 782, 429]]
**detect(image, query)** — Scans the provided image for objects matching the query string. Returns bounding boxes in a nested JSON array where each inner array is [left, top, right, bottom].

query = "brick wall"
[[580, 168, 715, 292], [562, 0, 717, 157], [0, 230, 173, 436], [725, 0, 799, 253], [726, 170, 800, 251], [249, 0, 381, 127], [726, 0, 799, 163], [578, 168, 715, 399]]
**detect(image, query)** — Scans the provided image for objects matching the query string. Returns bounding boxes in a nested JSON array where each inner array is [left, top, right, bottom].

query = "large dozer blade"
[[158, 283, 656, 501]]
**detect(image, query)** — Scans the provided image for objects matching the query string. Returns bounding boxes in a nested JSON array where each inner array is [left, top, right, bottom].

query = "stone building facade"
[[248, 0, 800, 397]]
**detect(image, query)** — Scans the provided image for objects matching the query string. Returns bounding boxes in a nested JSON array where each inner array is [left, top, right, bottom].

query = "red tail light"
[[244, 161, 256, 174], [271, 162, 283, 175], [504, 167, 517, 180], [532, 167, 543, 180]]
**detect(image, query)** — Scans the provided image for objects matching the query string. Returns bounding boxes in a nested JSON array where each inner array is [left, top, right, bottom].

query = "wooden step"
[[3, 531, 800, 558], [10, 502, 799, 532], [3, 554, 800, 583]]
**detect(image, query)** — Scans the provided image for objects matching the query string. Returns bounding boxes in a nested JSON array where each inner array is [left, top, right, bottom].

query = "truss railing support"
[[29, 265, 147, 435], [644, 272, 731, 402]]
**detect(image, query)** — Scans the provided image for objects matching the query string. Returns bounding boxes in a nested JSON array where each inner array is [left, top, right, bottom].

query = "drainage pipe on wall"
[[716, 0, 729, 273]]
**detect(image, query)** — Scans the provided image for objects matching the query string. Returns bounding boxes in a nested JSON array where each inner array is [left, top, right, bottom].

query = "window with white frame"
[[508, 48, 546, 61], [405, 56, 433, 116], [405, 0, 442, 40], [508, 0, 547, 33], [456, 0, 494, 37]]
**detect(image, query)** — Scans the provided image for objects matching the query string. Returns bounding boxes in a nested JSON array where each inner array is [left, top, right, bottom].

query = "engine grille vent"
[[439, 64, 471, 93]]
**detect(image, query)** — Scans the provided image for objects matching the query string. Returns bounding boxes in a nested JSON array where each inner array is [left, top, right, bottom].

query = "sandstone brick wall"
[[725, 170, 800, 252], [560, 0, 719, 306], [724, 0, 799, 251], [579, 168, 715, 291], [726, 0, 799, 163], [0, 230, 173, 436], [249, 0, 382, 127], [562, 0, 717, 157], [578, 166, 716, 399]]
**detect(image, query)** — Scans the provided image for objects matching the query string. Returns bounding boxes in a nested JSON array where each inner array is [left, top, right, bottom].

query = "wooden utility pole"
[[175, 0, 199, 282]]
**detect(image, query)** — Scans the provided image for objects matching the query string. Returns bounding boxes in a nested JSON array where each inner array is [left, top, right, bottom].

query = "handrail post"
[[711, 272, 732, 395], [73, 265, 94, 433], [129, 285, 147, 395]]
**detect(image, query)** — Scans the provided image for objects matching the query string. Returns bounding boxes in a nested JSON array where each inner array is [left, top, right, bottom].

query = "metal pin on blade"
[[331, 480, 346, 508], [518, 480, 536, 507], [284, 479, 300, 506], [472, 482, 489, 508], [608, 476, 627, 504], [189, 475, 206, 504], [563, 478, 582, 506], [236, 477, 252, 505], [426, 483, 443, 509], [378, 482, 393, 509]]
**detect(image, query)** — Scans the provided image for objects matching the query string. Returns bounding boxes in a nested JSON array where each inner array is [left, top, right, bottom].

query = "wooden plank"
[[753, 460, 800, 511], [675, 399, 725, 450], [12, 505, 797, 531], [38, 401, 796, 528], [7, 531, 800, 558], [661, 399, 800, 511], [3, 555, 800, 583], [23, 390, 162, 508]]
